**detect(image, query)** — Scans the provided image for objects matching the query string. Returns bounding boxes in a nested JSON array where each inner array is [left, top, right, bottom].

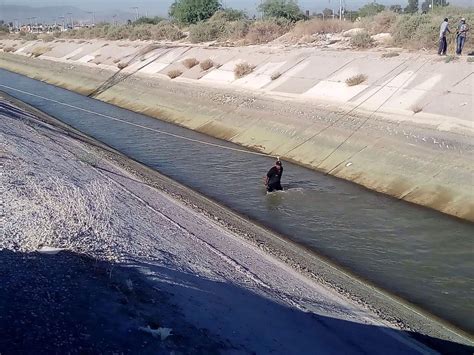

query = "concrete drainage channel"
[[1, 80, 473, 353]]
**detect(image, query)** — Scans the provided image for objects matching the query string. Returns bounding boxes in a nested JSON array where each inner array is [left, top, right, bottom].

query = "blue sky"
[[2, 0, 473, 14]]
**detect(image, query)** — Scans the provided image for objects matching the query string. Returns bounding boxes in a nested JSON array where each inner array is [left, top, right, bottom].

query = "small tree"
[[404, 0, 419, 14], [420, 0, 449, 12], [133, 16, 165, 25], [169, 0, 221, 25], [322, 8, 334, 19], [259, 0, 304, 22], [358, 2, 385, 17], [389, 4, 402, 13]]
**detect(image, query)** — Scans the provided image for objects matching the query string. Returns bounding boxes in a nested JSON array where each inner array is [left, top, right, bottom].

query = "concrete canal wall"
[[1, 39, 473, 220]]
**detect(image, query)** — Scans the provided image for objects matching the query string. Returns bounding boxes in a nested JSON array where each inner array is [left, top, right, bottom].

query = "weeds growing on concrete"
[[31, 46, 51, 58], [411, 105, 423, 114], [117, 62, 129, 69], [183, 58, 200, 69], [167, 69, 183, 79], [200, 59, 214, 71], [445, 55, 459, 63], [346, 74, 368, 86], [271, 72, 282, 80], [382, 52, 400, 58], [234, 62, 255, 79]]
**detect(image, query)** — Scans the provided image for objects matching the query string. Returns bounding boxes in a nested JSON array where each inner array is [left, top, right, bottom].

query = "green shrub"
[[358, 2, 385, 17], [350, 31, 374, 48], [210, 9, 247, 22], [169, 0, 220, 25], [259, 0, 304, 22], [133, 16, 165, 25], [391, 14, 433, 49]]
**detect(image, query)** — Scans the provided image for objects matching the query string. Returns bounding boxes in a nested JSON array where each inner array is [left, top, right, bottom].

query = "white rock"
[[343, 28, 365, 37]]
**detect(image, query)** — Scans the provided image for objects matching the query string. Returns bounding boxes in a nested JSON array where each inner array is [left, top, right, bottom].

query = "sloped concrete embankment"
[[0, 39, 473, 220]]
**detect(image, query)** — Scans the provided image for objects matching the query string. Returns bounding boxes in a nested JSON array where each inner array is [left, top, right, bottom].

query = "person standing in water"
[[265, 159, 283, 192]]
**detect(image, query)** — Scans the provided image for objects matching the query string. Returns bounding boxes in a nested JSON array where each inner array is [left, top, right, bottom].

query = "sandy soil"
[[2, 94, 461, 353]]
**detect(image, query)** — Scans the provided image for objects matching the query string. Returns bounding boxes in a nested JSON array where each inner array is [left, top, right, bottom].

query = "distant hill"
[[0, 5, 135, 25]]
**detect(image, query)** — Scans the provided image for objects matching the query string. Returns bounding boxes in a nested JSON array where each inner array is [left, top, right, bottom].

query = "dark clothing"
[[266, 166, 283, 192], [438, 36, 447, 55]]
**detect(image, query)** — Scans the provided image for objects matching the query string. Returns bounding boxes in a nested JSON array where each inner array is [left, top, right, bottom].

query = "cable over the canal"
[[0, 84, 274, 159]]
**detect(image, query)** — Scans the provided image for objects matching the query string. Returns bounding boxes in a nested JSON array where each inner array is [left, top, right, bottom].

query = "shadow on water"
[[0, 249, 472, 355]]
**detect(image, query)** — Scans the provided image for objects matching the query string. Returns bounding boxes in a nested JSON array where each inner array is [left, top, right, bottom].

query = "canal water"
[[1, 69, 472, 333]]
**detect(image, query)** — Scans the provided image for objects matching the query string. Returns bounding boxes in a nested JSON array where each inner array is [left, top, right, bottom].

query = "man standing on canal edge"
[[265, 159, 284, 192], [456, 18, 469, 55], [438, 18, 450, 56]]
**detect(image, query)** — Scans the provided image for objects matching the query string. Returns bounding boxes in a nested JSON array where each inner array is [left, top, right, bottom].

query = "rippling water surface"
[[1, 69, 473, 332]]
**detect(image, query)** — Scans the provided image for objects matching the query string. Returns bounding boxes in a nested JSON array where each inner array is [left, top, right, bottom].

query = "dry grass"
[[350, 32, 374, 48], [117, 62, 128, 69], [361, 11, 397, 34], [39, 34, 55, 42], [291, 19, 353, 38], [234, 62, 255, 79], [5, 176, 115, 257], [200, 59, 214, 71], [167, 69, 183, 79], [31, 46, 51, 57], [245, 19, 291, 44], [271, 72, 282, 80], [183, 58, 200, 69], [382, 52, 400, 58], [467, 57, 474, 63], [346, 74, 368, 86], [3, 46, 15, 53], [412, 105, 423, 114]]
